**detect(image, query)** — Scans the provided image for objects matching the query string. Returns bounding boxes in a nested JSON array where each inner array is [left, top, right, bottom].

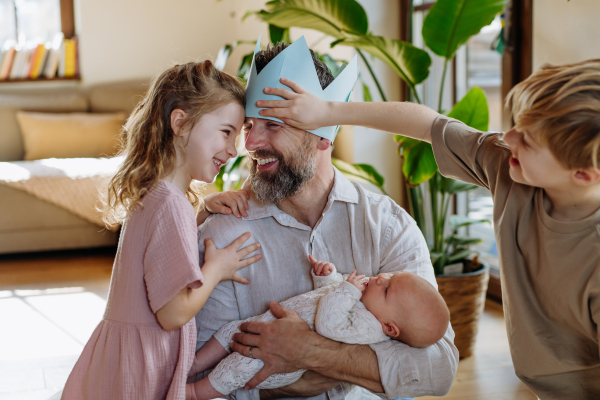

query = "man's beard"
[[248, 135, 316, 205]]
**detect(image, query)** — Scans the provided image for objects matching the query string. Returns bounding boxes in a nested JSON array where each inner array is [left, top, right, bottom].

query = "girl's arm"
[[197, 189, 250, 226], [156, 232, 261, 331], [257, 78, 440, 143]]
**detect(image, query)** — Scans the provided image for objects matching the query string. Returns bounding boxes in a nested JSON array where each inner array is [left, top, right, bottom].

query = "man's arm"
[[231, 301, 384, 393]]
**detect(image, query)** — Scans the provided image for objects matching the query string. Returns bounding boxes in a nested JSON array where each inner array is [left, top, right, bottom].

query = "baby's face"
[[360, 273, 403, 325]]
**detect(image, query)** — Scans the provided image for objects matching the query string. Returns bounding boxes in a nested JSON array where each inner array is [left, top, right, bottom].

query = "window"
[[0, 0, 76, 81], [406, 0, 533, 301], [1, 0, 64, 44]]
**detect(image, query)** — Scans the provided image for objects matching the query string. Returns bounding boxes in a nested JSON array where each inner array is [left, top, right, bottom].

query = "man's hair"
[[506, 58, 600, 170], [254, 42, 335, 90]]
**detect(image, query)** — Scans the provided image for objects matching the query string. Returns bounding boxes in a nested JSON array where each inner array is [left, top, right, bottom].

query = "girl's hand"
[[309, 254, 334, 276], [204, 190, 249, 218], [203, 232, 261, 284], [257, 78, 333, 130], [346, 270, 366, 293]]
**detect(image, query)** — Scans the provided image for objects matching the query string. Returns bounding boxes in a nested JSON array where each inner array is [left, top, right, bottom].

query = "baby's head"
[[503, 59, 600, 189], [361, 272, 449, 348]]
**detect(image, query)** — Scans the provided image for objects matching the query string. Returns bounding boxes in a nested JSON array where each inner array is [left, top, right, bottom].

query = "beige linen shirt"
[[193, 167, 458, 400], [431, 115, 600, 399]]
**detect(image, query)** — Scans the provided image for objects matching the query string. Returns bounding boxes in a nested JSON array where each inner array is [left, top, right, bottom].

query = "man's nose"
[[245, 125, 267, 152]]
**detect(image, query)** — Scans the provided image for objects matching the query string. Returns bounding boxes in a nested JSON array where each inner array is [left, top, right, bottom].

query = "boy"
[[257, 59, 600, 399]]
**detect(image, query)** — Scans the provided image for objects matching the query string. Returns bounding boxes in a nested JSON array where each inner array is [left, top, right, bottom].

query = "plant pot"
[[435, 262, 490, 359]]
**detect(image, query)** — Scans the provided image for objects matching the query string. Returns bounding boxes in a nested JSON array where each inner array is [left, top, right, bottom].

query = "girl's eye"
[[222, 130, 231, 136]]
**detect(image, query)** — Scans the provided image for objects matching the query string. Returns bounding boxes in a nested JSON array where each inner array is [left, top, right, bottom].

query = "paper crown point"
[[245, 35, 358, 142]]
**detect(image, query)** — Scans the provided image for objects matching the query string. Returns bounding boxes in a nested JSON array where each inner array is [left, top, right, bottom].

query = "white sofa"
[[0, 81, 148, 254]]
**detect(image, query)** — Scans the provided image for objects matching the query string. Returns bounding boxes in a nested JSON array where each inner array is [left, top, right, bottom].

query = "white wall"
[[533, 0, 600, 71], [75, 0, 404, 203]]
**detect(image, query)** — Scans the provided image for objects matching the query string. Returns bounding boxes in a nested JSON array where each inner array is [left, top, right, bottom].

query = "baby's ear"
[[381, 321, 400, 338]]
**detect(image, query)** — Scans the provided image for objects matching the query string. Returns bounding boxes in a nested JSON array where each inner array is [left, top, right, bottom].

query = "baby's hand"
[[346, 270, 367, 293], [204, 189, 249, 218], [256, 78, 333, 131], [309, 254, 334, 276]]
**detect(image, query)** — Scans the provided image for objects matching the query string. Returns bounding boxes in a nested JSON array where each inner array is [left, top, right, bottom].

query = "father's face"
[[243, 117, 318, 205]]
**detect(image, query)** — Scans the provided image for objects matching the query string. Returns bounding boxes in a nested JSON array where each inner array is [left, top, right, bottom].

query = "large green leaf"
[[423, 0, 507, 60], [333, 34, 431, 89], [252, 0, 369, 40], [448, 87, 489, 131], [440, 175, 479, 194], [269, 24, 291, 44], [401, 141, 438, 186], [332, 158, 387, 195], [449, 215, 490, 231]]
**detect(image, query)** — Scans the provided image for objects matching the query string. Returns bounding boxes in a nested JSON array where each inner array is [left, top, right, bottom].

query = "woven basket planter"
[[435, 262, 490, 359]]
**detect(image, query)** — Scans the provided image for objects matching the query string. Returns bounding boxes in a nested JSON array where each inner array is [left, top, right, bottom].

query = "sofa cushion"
[[16, 111, 126, 160], [0, 88, 88, 161]]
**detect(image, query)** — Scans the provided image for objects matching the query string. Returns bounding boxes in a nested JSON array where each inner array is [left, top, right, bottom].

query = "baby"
[[186, 256, 450, 399]]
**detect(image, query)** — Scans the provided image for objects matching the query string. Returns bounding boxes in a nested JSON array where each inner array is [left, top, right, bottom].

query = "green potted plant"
[[219, 0, 506, 357]]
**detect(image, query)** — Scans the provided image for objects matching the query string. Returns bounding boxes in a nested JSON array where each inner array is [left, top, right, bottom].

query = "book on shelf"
[[0, 32, 79, 82], [9, 47, 25, 80], [0, 46, 16, 80], [44, 32, 64, 79]]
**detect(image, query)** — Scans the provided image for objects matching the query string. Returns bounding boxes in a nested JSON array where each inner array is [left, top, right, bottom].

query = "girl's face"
[[503, 128, 571, 189], [181, 102, 245, 183]]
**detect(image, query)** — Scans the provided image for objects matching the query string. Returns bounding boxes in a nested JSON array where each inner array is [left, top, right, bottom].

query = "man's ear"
[[317, 138, 332, 151], [170, 109, 187, 137], [573, 167, 600, 186], [381, 321, 400, 338]]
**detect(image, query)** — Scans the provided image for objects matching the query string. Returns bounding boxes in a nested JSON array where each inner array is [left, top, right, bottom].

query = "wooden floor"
[[0, 248, 536, 399]]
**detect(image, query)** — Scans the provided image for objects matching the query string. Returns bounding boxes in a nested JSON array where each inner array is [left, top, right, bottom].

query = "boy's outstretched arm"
[[258, 78, 439, 143]]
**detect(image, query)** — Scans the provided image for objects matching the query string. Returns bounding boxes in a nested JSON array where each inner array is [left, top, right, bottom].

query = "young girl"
[[257, 60, 600, 398], [61, 61, 261, 400]]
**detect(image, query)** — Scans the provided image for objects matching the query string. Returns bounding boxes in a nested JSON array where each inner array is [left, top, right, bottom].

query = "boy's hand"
[[203, 232, 261, 284], [309, 254, 334, 276], [257, 78, 333, 130], [346, 270, 366, 293], [204, 189, 249, 218]]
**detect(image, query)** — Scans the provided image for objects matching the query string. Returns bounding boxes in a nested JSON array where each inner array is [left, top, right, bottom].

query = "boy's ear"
[[170, 109, 187, 137], [573, 167, 600, 186], [317, 138, 332, 151], [381, 321, 401, 338]]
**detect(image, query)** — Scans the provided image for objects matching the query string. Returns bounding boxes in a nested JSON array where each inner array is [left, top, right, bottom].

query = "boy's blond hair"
[[506, 59, 600, 169]]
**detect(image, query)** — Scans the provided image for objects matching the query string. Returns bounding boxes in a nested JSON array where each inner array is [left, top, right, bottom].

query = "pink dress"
[[62, 180, 203, 400]]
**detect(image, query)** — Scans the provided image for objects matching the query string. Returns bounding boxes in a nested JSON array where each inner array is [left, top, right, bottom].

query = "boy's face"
[[503, 128, 572, 188]]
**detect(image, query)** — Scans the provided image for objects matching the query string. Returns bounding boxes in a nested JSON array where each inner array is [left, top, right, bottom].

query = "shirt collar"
[[241, 166, 359, 223]]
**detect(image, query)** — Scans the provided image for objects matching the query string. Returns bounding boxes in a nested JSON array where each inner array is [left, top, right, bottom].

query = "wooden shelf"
[[0, 76, 81, 84]]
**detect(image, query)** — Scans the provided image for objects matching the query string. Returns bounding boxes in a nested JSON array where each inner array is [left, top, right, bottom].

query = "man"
[[192, 40, 458, 399]]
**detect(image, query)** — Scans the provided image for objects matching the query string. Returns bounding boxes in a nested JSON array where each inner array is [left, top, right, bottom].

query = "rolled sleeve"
[[430, 115, 511, 195]]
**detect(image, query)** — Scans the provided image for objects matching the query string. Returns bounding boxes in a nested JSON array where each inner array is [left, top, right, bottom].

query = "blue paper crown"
[[245, 35, 358, 142]]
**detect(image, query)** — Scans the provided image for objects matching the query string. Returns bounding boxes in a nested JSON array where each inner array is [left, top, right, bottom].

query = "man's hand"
[[309, 254, 334, 276], [231, 301, 320, 390]]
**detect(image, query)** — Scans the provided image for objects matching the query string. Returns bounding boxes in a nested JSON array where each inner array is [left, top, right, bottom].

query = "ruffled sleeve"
[[144, 196, 203, 313]]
